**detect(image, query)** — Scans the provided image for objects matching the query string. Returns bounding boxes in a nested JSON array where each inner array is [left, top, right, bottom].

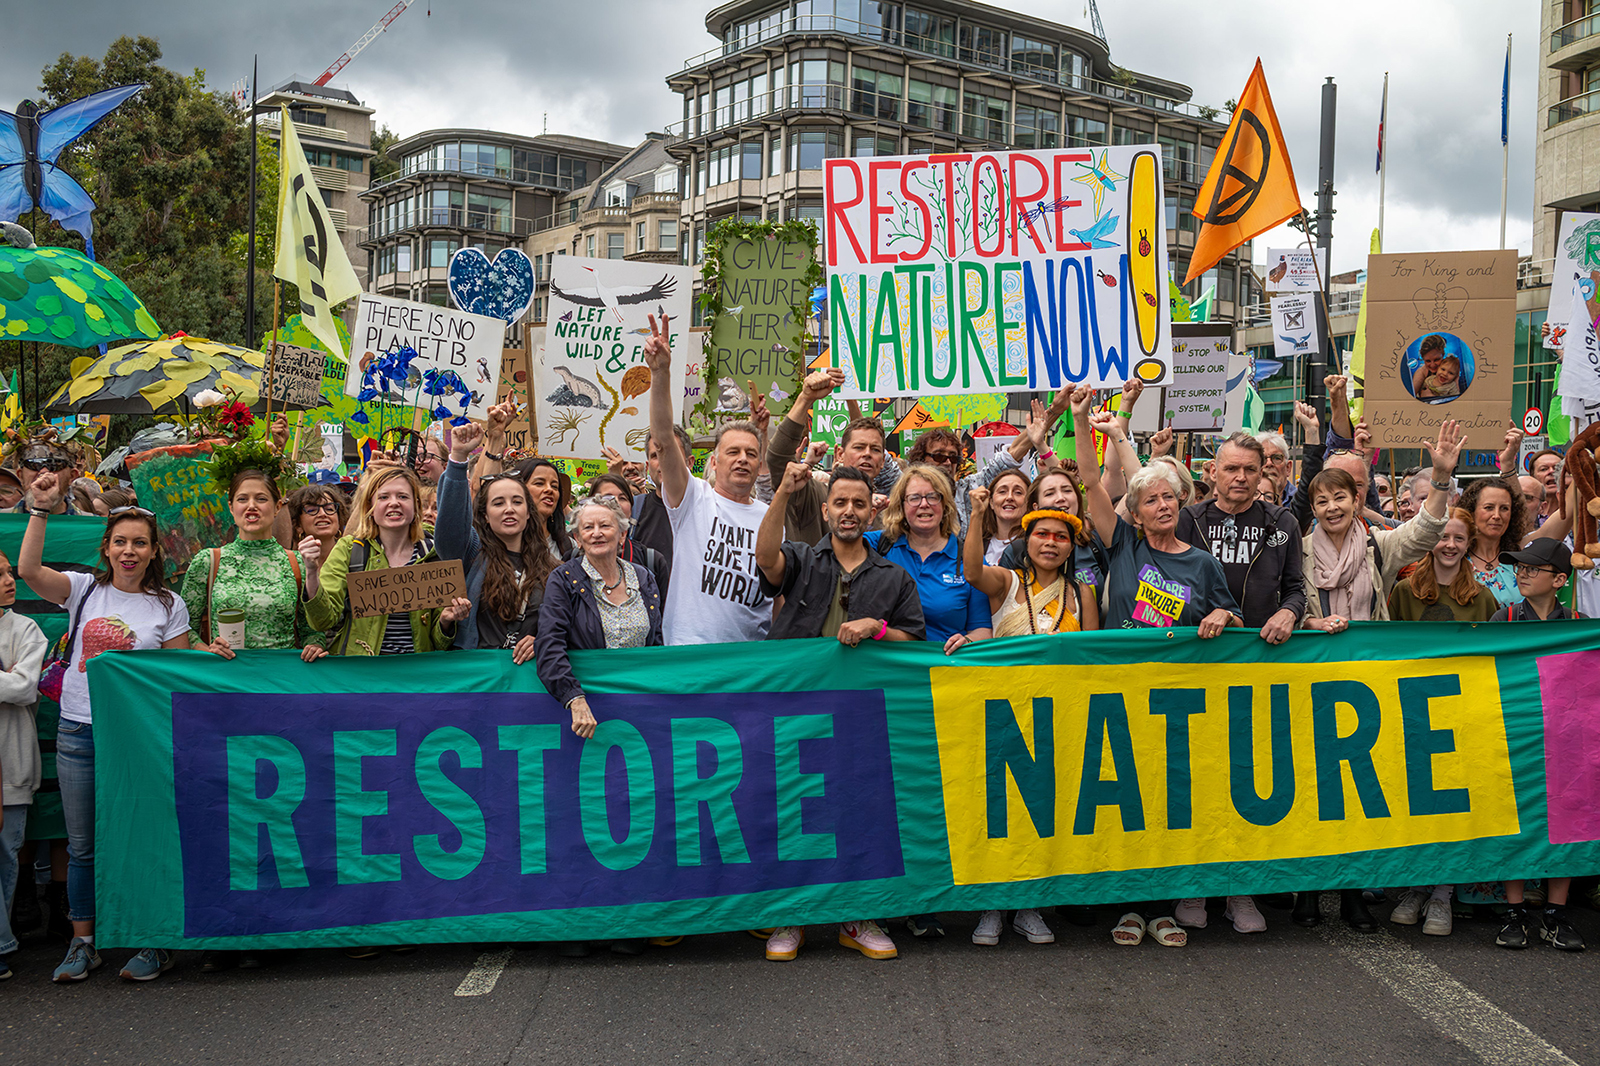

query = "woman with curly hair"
[[434, 422, 557, 659], [1457, 476, 1526, 607]]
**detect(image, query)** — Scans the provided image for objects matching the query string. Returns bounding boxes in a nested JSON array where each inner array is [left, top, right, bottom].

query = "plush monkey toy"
[[1560, 420, 1600, 570]]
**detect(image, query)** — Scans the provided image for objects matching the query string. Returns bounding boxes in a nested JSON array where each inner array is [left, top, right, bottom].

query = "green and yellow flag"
[[273, 106, 360, 361], [1, 370, 18, 432]]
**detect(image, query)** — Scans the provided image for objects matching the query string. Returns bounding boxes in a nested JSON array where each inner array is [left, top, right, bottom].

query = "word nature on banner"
[[345, 294, 507, 420], [823, 147, 1172, 399]]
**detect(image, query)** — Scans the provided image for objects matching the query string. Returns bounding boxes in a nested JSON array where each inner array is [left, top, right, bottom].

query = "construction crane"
[[314, 0, 421, 86]]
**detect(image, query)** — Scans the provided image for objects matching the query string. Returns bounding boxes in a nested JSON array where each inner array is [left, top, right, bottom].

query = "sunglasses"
[[927, 451, 960, 464], [22, 457, 72, 472], [1030, 528, 1073, 543], [108, 506, 155, 518], [478, 472, 525, 486]]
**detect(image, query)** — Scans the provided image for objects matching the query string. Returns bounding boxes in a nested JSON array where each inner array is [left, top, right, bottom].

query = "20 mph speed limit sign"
[[1523, 407, 1544, 435]]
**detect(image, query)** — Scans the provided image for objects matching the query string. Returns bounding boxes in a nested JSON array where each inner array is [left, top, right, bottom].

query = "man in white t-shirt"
[[643, 314, 771, 646]]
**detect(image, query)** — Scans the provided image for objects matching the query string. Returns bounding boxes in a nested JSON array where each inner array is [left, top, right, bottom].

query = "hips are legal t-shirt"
[[59, 570, 191, 723], [663, 475, 771, 646]]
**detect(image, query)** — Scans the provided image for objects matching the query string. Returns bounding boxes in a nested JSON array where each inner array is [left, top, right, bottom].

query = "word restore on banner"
[[823, 147, 1172, 398]]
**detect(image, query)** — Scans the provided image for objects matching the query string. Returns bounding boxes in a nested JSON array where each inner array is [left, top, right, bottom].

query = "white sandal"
[[1148, 915, 1188, 947], [1112, 912, 1146, 945]]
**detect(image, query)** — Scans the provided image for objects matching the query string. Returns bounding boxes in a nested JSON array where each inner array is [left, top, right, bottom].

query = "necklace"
[[603, 574, 623, 592], [1470, 550, 1498, 571]]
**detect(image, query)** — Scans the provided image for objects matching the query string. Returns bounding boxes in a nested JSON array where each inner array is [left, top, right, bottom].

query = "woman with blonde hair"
[[301, 464, 467, 657]]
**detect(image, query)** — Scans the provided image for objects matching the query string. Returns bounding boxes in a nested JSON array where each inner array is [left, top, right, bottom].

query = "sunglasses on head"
[[22, 456, 72, 472], [108, 506, 155, 518]]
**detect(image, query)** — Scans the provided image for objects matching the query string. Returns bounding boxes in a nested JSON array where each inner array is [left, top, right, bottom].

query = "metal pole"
[[1377, 72, 1389, 250], [1500, 35, 1512, 250], [246, 56, 258, 350], [1309, 77, 1338, 419]]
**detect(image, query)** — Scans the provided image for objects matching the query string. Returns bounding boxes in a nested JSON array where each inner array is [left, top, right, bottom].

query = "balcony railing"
[[259, 112, 350, 143], [1550, 88, 1600, 127], [676, 14, 1205, 119], [1552, 13, 1600, 51], [365, 207, 531, 242]]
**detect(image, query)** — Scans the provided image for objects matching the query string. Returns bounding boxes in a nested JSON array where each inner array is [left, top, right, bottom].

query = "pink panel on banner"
[[1538, 649, 1600, 844]]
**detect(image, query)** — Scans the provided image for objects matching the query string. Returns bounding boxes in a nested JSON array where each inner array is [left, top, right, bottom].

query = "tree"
[[0, 36, 277, 445], [371, 123, 401, 184]]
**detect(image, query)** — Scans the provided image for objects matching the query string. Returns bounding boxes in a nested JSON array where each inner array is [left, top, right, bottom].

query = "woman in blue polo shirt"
[[865, 463, 991, 943]]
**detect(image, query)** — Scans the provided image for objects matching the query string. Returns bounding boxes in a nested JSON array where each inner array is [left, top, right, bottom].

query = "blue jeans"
[[55, 719, 94, 924], [0, 803, 26, 954]]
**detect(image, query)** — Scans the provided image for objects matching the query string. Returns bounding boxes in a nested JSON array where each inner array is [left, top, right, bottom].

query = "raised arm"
[[643, 314, 688, 508], [1103, 379, 1144, 499], [1091, 408, 1142, 500], [16, 471, 72, 605], [962, 486, 1012, 599], [1421, 419, 1464, 521], [1070, 386, 1118, 545], [756, 461, 809, 587], [1329, 373, 1354, 440], [476, 399, 514, 479], [435, 422, 484, 566]]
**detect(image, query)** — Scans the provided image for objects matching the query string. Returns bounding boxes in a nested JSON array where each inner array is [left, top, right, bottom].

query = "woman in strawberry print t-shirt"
[[19, 472, 191, 985]]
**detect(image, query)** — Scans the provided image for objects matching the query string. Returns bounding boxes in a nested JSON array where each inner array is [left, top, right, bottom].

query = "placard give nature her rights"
[[345, 294, 507, 420], [538, 257, 692, 460], [822, 146, 1172, 399]]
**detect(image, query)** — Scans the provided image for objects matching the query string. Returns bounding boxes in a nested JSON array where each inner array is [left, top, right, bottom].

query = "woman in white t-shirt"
[[18, 472, 191, 984]]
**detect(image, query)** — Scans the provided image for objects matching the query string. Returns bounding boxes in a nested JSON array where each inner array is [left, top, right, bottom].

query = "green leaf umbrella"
[[45, 335, 322, 416], [0, 245, 161, 347]]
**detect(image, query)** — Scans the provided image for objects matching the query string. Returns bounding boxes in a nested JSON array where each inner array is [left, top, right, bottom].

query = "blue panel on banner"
[[171, 690, 901, 936]]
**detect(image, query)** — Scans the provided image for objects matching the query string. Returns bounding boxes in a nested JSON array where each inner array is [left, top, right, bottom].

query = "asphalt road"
[[4, 896, 1599, 1066]]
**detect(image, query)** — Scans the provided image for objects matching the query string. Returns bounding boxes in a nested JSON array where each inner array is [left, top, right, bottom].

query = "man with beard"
[[753, 461, 924, 963]]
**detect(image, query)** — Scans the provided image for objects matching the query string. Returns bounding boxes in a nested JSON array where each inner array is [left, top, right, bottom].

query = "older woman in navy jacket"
[[535, 495, 663, 739]]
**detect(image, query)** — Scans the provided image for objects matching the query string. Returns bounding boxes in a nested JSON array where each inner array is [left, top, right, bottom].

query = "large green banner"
[[90, 623, 1600, 949]]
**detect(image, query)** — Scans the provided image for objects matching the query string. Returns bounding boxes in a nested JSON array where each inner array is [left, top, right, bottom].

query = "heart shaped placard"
[[447, 247, 536, 323]]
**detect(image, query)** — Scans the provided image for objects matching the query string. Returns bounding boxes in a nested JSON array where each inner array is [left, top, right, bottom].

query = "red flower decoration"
[[216, 401, 255, 437]]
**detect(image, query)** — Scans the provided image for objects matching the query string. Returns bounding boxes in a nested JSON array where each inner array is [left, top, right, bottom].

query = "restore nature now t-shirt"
[[663, 474, 771, 645], [1101, 517, 1238, 629]]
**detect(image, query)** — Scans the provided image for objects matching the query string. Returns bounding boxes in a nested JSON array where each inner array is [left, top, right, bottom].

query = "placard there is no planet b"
[[345, 294, 506, 421]]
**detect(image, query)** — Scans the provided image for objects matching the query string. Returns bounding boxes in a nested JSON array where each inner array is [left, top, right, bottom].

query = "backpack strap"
[[336, 540, 371, 656], [284, 547, 303, 645], [203, 547, 221, 644], [61, 583, 96, 669]]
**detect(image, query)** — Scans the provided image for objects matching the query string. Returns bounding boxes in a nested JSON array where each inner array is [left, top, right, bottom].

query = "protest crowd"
[[0, 311, 1594, 985]]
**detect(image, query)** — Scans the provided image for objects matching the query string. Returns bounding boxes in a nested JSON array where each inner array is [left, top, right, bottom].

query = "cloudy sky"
[[0, 0, 1537, 275]]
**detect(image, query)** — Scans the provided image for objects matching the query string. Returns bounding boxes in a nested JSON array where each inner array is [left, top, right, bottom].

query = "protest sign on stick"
[[266, 344, 327, 410], [346, 294, 507, 421]]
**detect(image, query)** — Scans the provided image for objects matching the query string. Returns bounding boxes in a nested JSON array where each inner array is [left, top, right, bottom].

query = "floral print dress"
[[179, 537, 319, 649]]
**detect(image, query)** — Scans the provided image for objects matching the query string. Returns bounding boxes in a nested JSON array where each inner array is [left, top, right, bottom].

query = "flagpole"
[[1377, 72, 1389, 250], [1500, 34, 1512, 250]]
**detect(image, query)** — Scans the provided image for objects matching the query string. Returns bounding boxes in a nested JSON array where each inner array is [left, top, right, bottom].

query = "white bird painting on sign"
[[550, 267, 678, 324]]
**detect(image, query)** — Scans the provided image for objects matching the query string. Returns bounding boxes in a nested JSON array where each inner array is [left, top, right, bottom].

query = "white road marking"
[[454, 947, 513, 997], [1314, 896, 1578, 1066]]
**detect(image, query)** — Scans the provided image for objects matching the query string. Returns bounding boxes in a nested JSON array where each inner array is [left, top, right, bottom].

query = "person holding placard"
[[301, 465, 468, 658], [434, 422, 555, 657], [18, 475, 192, 983]]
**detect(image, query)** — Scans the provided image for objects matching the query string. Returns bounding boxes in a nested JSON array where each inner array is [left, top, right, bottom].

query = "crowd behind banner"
[[0, 313, 1594, 983]]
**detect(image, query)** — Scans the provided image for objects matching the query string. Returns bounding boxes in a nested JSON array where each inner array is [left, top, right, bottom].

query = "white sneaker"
[[1174, 898, 1208, 928], [1012, 908, 1055, 944], [972, 910, 1004, 945], [1422, 898, 1453, 936], [1390, 889, 1428, 925]]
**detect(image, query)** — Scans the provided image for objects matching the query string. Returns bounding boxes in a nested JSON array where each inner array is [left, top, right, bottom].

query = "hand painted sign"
[[538, 257, 693, 460], [348, 559, 465, 618], [1545, 212, 1600, 350], [822, 147, 1172, 399], [266, 344, 328, 410], [1163, 323, 1232, 432], [89, 624, 1600, 948], [346, 294, 507, 421], [708, 239, 813, 403]]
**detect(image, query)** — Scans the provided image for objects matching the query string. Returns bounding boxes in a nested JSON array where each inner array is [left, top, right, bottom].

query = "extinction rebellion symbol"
[[1201, 111, 1271, 226]]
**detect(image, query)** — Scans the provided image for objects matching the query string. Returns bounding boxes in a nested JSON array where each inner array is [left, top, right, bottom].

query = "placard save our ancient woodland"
[[347, 559, 465, 619], [538, 257, 692, 460], [822, 146, 1173, 399], [345, 294, 507, 421], [1361, 250, 1516, 450]]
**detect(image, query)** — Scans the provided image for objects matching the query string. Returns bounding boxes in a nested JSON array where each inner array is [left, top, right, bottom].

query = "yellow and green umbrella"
[[0, 245, 160, 346], [45, 335, 321, 416]]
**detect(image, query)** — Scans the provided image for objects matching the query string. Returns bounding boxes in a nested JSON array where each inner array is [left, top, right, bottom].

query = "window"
[[396, 244, 411, 273], [533, 297, 544, 322], [771, 129, 784, 175], [586, 235, 596, 257], [636, 221, 647, 252], [659, 219, 678, 251], [962, 91, 1008, 141], [853, 134, 898, 157], [1164, 195, 1177, 231], [1160, 134, 1197, 184], [790, 58, 846, 109], [696, 154, 708, 195], [851, 67, 901, 120], [958, 24, 1006, 68], [427, 238, 458, 269], [1217, 268, 1236, 302], [1177, 192, 1196, 232], [1014, 104, 1059, 150], [1062, 51, 1089, 89], [608, 233, 624, 258], [789, 128, 843, 170], [1114, 126, 1149, 146], [1010, 35, 1057, 82], [302, 147, 365, 172], [742, 140, 763, 180], [466, 191, 512, 232], [855, 0, 899, 43], [1068, 114, 1108, 147], [752, 72, 769, 117], [428, 188, 462, 225], [907, 79, 956, 131], [903, 8, 954, 57], [606, 182, 628, 207]]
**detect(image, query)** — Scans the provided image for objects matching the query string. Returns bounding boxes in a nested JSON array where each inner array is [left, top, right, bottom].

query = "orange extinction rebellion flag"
[[1184, 59, 1303, 285]]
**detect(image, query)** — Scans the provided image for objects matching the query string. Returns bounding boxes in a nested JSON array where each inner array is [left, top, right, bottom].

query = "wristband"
[[28, 508, 50, 519], [873, 619, 888, 641], [1039, 449, 1055, 463], [1430, 477, 1452, 490]]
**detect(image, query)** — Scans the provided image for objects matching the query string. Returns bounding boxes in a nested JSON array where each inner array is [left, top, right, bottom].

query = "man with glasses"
[[9, 440, 84, 515], [767, 368, 888, 544], [1256, 430, 1293, 506], [754, 460, 923, 963]]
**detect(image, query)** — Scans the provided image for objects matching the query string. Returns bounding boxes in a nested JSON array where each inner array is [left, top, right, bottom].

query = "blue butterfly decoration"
[[0, 84, 144, 261], [447, 246, 534, 323]]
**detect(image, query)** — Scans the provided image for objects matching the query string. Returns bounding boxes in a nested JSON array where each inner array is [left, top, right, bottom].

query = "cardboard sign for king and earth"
[[1362, 249, 1516, 449]]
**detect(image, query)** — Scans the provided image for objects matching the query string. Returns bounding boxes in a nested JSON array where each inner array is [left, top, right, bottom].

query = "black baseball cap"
[[1500, 538, 1573, 576]]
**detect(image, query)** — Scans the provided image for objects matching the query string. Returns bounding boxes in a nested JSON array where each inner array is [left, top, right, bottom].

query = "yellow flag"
[[0, 371, 17, 432], [1185, 60, 1304, 285], [1348, 228, 1381, 419], [274, 106, 361, 359]]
